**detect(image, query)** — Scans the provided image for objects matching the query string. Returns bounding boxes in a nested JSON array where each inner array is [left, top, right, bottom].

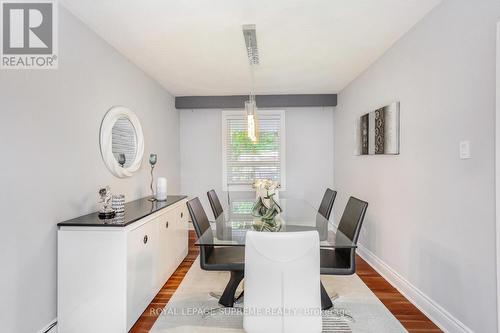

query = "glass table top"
[[195, 198, 356, 249]]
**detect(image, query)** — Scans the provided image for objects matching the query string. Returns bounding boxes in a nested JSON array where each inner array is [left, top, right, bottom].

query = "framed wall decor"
[[355, 102, 400, 155]]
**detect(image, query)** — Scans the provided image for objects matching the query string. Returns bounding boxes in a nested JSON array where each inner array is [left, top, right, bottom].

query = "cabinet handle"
[[166, 221, 169, 228], [181, 212, 183, 218], [143, 235, 148, 244]]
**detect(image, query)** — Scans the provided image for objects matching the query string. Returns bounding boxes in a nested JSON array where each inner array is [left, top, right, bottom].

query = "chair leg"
[[321, 281, 333, 310], [209, 292, 222, 300], [219, 271, 244, 307], [209, 290, 244, 303], [235, 290, 244, 303]]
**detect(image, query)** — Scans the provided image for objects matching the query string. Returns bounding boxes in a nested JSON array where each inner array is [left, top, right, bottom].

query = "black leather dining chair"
[[318, 188, 337, 220], [320, 196, 368, 276], [207, 189, 224, 219], [187, 197, 245, 307], [319, 196, 367, 308]]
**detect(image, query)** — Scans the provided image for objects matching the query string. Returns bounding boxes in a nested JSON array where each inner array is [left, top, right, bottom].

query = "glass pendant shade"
[[245, 98, 257, 142]]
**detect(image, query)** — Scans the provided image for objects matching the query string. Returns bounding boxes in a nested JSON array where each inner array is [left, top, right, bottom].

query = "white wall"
[[333, 0, 499, 332], [180, 107, 334, 220], [0, 6, 180, 333]]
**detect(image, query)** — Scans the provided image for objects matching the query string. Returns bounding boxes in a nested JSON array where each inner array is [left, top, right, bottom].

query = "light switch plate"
[[459, 140, 471, 159]]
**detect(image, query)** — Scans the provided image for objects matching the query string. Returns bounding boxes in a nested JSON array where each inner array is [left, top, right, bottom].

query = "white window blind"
[[222, 111, 285, 190]]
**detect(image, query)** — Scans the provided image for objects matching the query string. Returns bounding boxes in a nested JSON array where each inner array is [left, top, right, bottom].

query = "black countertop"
[[57, 195, 188, 227]]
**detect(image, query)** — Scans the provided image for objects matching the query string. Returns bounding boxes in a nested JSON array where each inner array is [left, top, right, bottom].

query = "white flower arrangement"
[[252, 179, 281, 191], [253, 179, 281, 208]]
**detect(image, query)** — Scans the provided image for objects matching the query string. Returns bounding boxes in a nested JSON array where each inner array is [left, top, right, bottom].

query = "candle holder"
[[147, 153, 158, 202], [111, 194, 125, 213], [156, 177, 167, 201]]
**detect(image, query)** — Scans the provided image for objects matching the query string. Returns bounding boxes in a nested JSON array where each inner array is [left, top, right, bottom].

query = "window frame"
[[221, 109, 286, 191]]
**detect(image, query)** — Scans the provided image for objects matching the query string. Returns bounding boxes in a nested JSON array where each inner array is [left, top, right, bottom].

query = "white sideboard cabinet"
[[57, 196, 189, 333]]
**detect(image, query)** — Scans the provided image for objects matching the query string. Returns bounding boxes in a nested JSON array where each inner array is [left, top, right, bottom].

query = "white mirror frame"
[[100, 106, 144, 178]]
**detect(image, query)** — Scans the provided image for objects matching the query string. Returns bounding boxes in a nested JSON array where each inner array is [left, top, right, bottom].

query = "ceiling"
[[61, 0, 441, 96]]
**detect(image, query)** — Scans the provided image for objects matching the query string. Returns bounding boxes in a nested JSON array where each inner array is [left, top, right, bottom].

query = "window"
[[222, 110, 286, 191]]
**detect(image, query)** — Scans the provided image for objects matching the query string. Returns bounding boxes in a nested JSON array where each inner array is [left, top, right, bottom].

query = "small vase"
[[251, 194, 283, 231]]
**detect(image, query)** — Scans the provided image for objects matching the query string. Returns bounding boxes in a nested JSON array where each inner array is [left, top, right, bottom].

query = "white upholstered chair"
[[243, 231, 322, 333]]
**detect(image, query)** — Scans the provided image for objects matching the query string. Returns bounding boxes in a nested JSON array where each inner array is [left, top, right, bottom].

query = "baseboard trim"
[[356, 244, 473, 333], [37, 319, 57, 333]]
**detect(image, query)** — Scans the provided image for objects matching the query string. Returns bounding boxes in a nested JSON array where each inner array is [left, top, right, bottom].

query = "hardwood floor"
[[129, 231, 199, 333], [355, 256, 442, 332], [130, 231, 442, 333]]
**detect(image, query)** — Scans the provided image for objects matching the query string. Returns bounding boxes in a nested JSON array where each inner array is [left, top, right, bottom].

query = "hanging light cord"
[[248, 43, 256, 101]]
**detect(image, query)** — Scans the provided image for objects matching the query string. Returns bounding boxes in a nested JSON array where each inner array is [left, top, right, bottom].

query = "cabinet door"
[[180, 202, 190, 254], [180, 201, 189, 224], [127, 220, 158, 330], [167, 203, 188, 266], [157, 209, 177, 287]]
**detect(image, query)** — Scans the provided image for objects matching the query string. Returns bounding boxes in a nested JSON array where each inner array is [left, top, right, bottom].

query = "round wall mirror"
[[100, 106, 144, 178]]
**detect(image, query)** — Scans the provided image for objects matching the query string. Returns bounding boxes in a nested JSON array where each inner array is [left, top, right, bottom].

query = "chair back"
[[186, 197, 214, 262], [318, 188, 337, 220], [337, 196, 368, 243], [336, 196, 368, 262], [243, 231, 322, 333], [207, 189, 224, 219]]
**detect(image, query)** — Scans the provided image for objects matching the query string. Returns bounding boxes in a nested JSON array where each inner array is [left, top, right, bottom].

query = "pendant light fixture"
[[243, 24, 259, 142], [245, 96, 257, 142]]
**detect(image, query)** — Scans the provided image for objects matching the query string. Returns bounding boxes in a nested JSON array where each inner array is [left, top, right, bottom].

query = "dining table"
[[194, 197, 357, 310]]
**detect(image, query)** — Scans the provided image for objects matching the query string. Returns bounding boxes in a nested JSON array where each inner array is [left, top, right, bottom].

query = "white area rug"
[[151, 258, 407, 333]]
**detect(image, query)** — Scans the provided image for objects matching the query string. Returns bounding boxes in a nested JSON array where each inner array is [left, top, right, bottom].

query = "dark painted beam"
[[257, 94, 337, 108], [176, 95, 248, 109], [175, 94, 337, 109]]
